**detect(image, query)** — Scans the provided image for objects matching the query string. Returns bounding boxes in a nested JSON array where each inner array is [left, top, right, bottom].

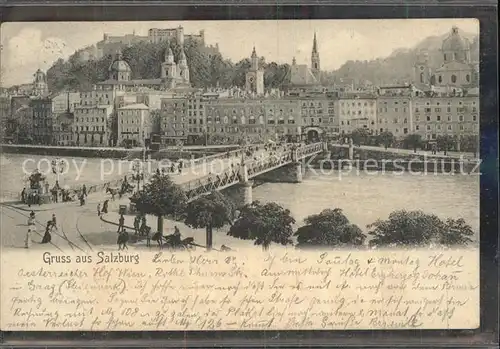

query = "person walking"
[[82, 184, 87, 198], [41, 224, 52, 244], [25, 228, 32, 248], [133, 215, 140, 235], [117, 214, 125, 233], [145, 226, 152, 248], [102, 200, 109, 214], [117, 229, 129, 250], [51, 214, 58, 232], [28, 211, 35, 225], [97, 203, 101, 217]]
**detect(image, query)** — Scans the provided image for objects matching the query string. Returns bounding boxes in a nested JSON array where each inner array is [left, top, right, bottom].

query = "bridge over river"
[[179, 142, 324, 205], [0, 142, 325, 205]]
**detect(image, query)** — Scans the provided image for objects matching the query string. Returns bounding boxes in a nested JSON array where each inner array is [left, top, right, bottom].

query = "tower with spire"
[[245, 47, 264, 95], [160, 46, 190, 88], [311, 32, 321, 82], [178, 49, 190, 83], [32, 69, 48, 96]]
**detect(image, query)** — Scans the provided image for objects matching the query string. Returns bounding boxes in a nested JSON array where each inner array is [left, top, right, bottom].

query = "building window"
[[473, 115, 477, 121], [426, 116, 431, 121], [459, 115, 464, 122], [448, 125, 452, 131], [466, 74, 471, 82], [438, 76, 442, 83], [451, 75, 457, 83], [415, 125, 420, 131], [437, 115, 441, 121], [426, 125, 431, 131]]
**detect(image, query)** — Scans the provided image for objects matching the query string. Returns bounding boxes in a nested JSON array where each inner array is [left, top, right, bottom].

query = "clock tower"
[[245, 47, 264, 95]]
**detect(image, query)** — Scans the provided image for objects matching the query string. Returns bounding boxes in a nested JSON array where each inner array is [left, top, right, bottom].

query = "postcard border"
[[0, 2, 498, 348]]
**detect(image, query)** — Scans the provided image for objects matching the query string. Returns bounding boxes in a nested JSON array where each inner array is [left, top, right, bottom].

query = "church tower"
[[32, 69, 48, 96], [161, 47, 177, 88], [178, 49, 190, 84], [245, 47, 264, 95], [311, 32, 321, 82], [414, 50, 431, 85]]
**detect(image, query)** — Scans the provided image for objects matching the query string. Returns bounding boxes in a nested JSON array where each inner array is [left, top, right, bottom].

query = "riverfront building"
[[116, 103, 151, 147], [338, 92, 378, 135], [73, 105, 114, 146]]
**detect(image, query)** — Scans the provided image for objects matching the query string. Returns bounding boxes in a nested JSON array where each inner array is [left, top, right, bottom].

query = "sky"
[[0, 19, 479, 87]]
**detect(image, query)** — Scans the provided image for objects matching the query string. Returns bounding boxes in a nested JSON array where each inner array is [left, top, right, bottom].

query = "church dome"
[[109, 52, 131, 73], [442, 26, 470, 51]]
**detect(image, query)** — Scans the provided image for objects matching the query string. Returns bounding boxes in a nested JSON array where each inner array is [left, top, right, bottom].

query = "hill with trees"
[[46, 29, 478, 92], [46, 37, 291, 93]]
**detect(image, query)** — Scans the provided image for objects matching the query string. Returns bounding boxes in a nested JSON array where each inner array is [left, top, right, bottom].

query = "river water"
[[0, 154, 479, 239]]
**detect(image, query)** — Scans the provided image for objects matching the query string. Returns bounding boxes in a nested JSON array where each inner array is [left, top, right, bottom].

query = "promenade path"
[[334, 144, 476, 159], [0, 188, 255, 252]]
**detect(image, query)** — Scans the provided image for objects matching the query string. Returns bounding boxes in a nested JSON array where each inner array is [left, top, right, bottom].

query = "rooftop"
[[118, 103, 149, 110]]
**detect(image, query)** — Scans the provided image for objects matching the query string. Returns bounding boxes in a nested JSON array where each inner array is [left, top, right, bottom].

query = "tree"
[[367, 210, 474, 247], [377, 131, 395, 149], [227, 201, 295, 250], [460, 135, 479, 156], [439, 218, 474, 245], [184, 191, 235, 250], [349, 128, 371, 146], [403, 134, 422, 153], [295, 208, 365, 248], [436, 135, 456, 155], [129, 173, 187, 235]]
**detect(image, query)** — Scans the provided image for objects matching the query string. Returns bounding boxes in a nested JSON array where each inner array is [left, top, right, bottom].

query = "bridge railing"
[[246, 151, 293, 178], [181, 166, 242, 201], [178, 142, 323, 200], [296, 142, 324, 158]]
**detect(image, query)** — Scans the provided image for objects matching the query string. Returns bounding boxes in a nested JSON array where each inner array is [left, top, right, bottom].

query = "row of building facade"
[[2, 85, 479, 147], [1, 26, 479, 147]]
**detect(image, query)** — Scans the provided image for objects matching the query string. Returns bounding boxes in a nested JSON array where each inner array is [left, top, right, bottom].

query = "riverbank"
[[0, 143, 240, 160]]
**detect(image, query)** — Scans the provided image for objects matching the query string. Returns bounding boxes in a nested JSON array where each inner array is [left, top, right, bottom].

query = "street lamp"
[[132, 162, 144, 192]]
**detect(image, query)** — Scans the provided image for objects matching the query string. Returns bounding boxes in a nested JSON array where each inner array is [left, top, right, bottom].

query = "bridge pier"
[[292, 162, 303, 183], [235, 180, 253, 208]]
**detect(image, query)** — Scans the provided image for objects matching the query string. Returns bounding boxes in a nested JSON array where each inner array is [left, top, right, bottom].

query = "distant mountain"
[[325, 30, 479, 87]]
